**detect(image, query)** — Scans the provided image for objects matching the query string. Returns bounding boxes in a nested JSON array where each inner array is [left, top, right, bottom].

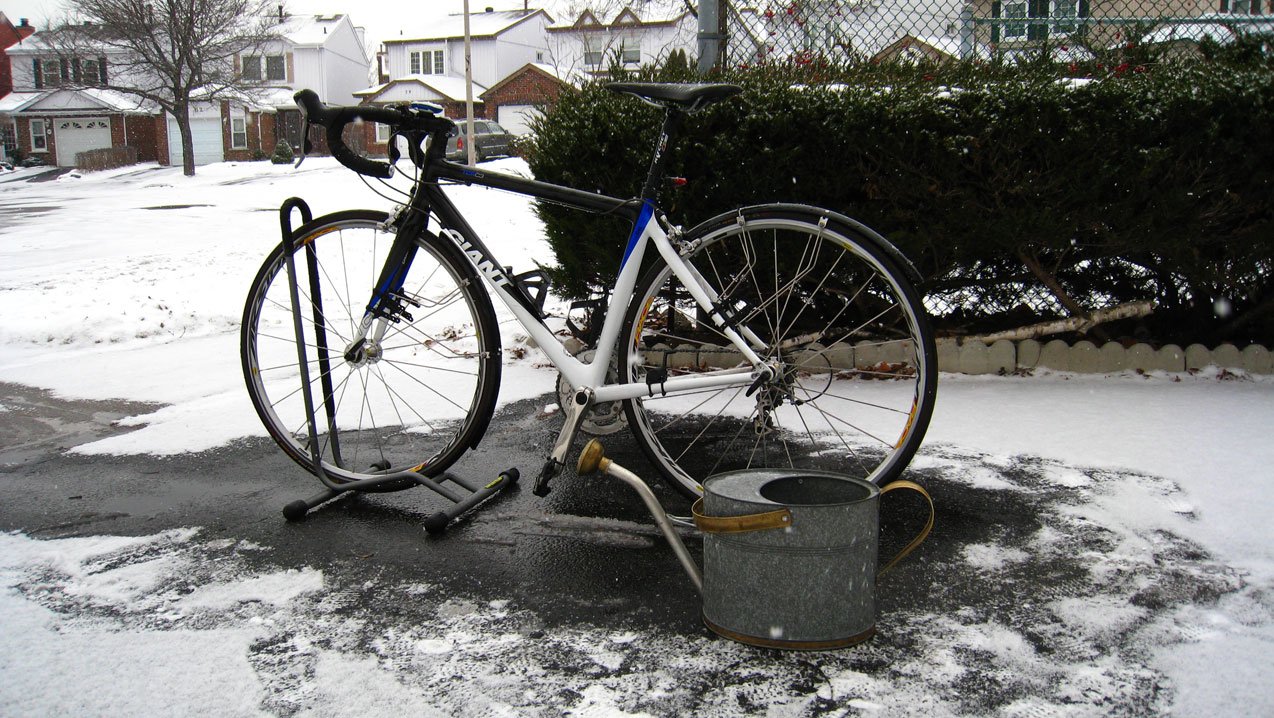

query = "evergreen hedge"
[[526, 49, 1274, 344]]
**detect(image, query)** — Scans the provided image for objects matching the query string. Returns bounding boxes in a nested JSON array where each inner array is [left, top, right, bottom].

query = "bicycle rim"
[[241, 212, 500, 484], [620, 209, 936, 497]]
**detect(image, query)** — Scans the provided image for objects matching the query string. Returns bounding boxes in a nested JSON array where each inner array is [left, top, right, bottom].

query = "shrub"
[[527, 57, 1274, 343], [270, 140, 295, 165]]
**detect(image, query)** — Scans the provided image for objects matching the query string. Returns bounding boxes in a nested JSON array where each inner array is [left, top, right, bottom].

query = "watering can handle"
[[877, 480, 935, 575], [690, 499, 793, 533]]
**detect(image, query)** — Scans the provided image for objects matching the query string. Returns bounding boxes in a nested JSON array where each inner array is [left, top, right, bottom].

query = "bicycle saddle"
[[605, 82, 742, 111]]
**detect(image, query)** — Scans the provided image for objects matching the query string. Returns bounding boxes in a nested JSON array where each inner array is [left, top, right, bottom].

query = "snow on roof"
[[1141, 14, 1274, 45], [549, 2, 687, 30], [278, 13, 348, 46], [356, 75, 489, 103], [241, 86, 300, 111], [4, 87, 156, 114], [0, 91, 42, 113], [530, 62, 590, 87], [388, 9, 548, 43], [79, 87, 156, 112]]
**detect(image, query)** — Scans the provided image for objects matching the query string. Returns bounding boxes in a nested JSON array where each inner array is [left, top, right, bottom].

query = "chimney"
[[20, 18, 30, 27]]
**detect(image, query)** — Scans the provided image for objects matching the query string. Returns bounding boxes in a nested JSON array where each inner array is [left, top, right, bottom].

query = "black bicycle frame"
[[360, 109, 679, 351]]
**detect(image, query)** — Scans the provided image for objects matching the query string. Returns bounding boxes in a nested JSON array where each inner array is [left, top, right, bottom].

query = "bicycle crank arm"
[[532, 387, 594, 496]]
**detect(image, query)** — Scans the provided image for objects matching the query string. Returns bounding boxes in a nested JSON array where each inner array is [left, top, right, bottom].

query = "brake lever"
[[294, 104, 309, 169]]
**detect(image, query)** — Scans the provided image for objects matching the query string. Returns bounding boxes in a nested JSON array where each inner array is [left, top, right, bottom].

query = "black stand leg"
[[273, 197, 519, 534]]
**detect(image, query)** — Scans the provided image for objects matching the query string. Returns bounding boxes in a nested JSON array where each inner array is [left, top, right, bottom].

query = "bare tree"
[[45, 0, 282, 176]]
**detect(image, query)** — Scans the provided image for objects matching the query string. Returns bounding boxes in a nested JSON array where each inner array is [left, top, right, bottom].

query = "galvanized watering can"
[[577, 440, 933, 650]]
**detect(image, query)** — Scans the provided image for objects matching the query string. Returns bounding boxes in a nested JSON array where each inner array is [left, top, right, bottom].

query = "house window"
[[80, 58, 101, 86], [231, 117, 248, 149], [583, 39, 604, 67], [1, 121, 16, 157], [265, 55, 286, 81], [375, 122, 391, 143], [410, 50, 444, 75], [1218, 0, 1259, 12], [242, 56, 261, 81], [1002, 0, 1028, 40], [30, 119, 47, 152], [1051, 0, 1080, 34], [994, 0, 1085, 41], [242, 55, 285, 82], [41, 59, 63, 86], [621, 37, 641, 64]]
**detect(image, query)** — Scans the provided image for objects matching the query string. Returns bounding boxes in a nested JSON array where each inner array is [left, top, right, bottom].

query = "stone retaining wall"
[[627, 340, 1274, 376], [939, 339, 1273, 375]]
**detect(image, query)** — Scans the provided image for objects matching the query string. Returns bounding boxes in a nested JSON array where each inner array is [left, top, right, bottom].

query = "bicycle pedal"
[[532, 458, 561, 497]]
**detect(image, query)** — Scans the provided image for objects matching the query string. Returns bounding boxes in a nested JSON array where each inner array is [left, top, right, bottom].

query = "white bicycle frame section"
[[465, 203, 769, 404]]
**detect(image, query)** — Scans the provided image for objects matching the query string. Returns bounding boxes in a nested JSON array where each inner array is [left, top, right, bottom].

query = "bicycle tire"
[[241, 209, 502, 488], [618, 204, 937, 498]]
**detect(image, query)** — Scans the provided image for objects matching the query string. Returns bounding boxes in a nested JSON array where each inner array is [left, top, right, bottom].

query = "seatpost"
[[640, 108, 683, 202]]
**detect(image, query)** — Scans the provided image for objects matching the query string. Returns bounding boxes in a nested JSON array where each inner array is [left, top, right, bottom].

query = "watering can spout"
[[577, 440, 703, 594]]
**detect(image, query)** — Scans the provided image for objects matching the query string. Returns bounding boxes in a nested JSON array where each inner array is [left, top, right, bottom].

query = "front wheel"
[[241, 210, 502, 487], [619, 205, 937, 498]]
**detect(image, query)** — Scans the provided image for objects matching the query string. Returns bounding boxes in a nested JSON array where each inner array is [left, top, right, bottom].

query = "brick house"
[[1, 12, 370, 168], [480, 62, 583, 136], [0, 12, 35, 96], [0, 12, 36, 162]]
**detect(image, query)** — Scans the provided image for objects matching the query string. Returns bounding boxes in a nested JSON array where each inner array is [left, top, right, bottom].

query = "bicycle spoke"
[[798, 385, 911, 415], [624, 212, 933, 497], [245, 218, 494, 484]]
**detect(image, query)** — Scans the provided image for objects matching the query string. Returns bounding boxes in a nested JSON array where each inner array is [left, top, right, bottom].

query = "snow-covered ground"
[[1, 158, 1271, 716]]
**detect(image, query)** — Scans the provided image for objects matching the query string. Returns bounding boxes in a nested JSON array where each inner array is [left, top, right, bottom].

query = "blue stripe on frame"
[[621, 202, 655, 270]]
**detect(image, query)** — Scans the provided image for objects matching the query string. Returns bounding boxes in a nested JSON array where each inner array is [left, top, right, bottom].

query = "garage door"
[[53, 117, 112, 167], [167, 116, 224, 167], [497, 104, 541, 136]]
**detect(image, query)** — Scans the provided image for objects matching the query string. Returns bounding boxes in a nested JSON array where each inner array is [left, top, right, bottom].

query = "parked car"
[[445, 120, 514, 162]]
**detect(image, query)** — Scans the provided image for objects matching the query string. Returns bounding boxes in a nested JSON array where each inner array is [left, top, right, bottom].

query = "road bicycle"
[[240, 83, 938, 502]]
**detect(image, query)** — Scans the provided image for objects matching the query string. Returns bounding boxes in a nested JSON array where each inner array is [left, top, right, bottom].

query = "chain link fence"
[[709, 1, 1273, 340], [723, 0, 1274, 67]]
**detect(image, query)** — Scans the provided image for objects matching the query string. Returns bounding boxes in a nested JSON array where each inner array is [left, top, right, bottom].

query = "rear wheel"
[[619, 206, 937, 498], [241, 210, 501, 487]]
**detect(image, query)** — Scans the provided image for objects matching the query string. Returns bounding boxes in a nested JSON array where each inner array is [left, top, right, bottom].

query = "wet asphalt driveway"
[[0, 381, 1255, 716]]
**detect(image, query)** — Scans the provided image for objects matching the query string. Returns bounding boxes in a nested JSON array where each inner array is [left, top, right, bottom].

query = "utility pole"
[[697, 0, 724, 74], [463, 0, 476, 166]]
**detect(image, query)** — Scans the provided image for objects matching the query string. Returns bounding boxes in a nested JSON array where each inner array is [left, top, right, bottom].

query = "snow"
[[1, 156, 1273, 715]]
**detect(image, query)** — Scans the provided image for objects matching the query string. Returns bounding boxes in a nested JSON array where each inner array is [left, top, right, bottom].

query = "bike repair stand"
[[274, 197, 518, 534]]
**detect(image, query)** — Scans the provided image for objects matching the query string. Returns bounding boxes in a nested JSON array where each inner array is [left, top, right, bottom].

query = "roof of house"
[[479, 62, 587, 98], [8, 13, 356, 54], [355, 74, 488, 103], [1143, 14, 1274, 45], [548, 3, 689, 31], [384, 9, 551, 44], [1, 87, 157, 114], [0, 91, 42, 113], [278, 13, 352, 47]]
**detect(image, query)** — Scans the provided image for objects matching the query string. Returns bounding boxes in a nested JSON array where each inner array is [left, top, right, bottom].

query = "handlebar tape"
[[294, 89, 401, 179]]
